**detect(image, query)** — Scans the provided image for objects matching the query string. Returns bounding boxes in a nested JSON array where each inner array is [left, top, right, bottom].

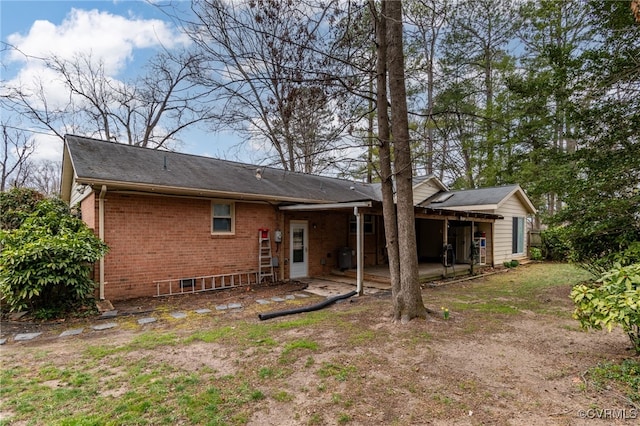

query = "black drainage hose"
[[258, 290, 358, 321]]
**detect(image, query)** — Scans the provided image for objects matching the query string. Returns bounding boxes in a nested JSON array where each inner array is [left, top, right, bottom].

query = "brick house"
[[61, 135, 535, 301]]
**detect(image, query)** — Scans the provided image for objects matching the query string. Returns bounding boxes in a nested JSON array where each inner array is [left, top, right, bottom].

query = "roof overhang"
[[279, 201, 373, 211], [72, 177, 368, 205], [420, 207, 503, 220]]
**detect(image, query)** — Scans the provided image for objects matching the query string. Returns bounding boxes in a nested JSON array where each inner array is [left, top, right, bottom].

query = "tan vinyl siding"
[[492, 196, 529, 265], [69, 180, 84, 206], [413, 179, 442, 205]]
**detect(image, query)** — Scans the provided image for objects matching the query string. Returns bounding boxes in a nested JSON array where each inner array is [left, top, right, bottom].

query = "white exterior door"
[[290, 221, 308, 278]]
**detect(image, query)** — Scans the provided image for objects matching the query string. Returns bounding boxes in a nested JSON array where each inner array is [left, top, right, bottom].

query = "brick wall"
[[282, 211, 381, 278], [80, 192, 96, 230], [89, 192, 277, 300], [81, 191, 390, 300]]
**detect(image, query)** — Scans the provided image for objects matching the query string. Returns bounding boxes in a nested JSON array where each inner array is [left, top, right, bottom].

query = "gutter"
[[99, 185, 107, 300], [75, 178, 359, 205], [279, 201, 373, 211]]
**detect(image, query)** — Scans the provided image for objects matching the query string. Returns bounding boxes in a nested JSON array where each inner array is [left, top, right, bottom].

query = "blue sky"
[[1, 0, 244, 163]]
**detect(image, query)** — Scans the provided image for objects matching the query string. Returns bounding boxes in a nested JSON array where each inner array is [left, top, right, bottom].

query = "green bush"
[[503, 260, 519, 268], [530, 247, 543, 261], [613, 241, 640, 266], [0, 187, 44, 230], [0, 198, 109, 316], [541, 226, 571, 261], [570, 263, 640, 354]]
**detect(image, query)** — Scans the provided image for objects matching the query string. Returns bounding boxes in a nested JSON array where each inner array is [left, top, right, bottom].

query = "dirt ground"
[[1, 268, 638, 425]]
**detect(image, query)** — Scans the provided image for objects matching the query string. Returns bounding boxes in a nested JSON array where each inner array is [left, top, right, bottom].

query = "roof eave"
[[279, 201, 373, 211], [434, 204, 499, 211], [74, 177, 370, 204]]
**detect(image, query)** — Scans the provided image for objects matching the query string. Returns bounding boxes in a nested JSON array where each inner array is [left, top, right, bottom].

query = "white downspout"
[[354, 206, 363, 296], [99, 185, 107, 300]]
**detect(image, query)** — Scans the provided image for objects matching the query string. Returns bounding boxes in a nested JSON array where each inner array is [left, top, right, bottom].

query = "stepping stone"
[[194, 308, 211, 314], [228, 303, 242, 309], [0, 338, 6, 345], [137, 317, 156, 325], [294, 293, 310, 298], [91, 322, 117, 331], [271, 296, 285, 302], [59, 328, 84, 337], [9, 311, 28, 321], [256, 299, 271, 305], [14, 332, 42, 341], [284, 295, 295, 300], [215, 304, 228, 311], [170, 312, 187, 319], [100, 310, 118, 319]]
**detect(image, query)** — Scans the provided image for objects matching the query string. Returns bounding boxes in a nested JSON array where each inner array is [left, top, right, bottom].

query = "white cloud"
[[2, 7, 192, 162], [31, 133, 64, 163], [7, 8, 189, 75]]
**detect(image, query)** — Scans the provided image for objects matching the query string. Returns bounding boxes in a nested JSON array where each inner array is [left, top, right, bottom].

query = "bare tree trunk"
[[386, 0, 426, 322], [1, 124, 35, 192], [370, 0, 401, 308]]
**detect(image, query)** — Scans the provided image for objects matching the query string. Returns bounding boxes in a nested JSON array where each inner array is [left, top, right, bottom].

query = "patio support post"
[[99, 185, 107, 300], [470, 220, 475, 274], [354, 206, 364, 296]]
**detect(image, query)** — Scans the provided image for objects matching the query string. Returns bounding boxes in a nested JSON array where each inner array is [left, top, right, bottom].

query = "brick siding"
[[81, 192, 386, 301], [83, 193, 277, 300]]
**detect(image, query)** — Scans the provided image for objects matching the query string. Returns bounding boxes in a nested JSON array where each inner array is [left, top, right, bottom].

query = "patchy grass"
[[585, 359, 640, 404], [1, 263, 628, 426], [431, 263, 592, 318]]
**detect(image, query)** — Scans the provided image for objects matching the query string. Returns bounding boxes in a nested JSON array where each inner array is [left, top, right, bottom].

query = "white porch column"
[[354, 206, 364, 296], [99, 185, 107, 300]]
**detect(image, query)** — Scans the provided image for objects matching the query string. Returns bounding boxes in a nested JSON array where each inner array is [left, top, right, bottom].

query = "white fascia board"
[[279, 201, 373, 211]]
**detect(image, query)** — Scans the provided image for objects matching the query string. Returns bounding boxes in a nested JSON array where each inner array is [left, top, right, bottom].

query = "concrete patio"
[[303, 262, 476, 297]]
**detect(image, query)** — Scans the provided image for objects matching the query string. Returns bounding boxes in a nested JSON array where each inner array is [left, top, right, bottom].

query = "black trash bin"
[[338, 247, 352, 270]]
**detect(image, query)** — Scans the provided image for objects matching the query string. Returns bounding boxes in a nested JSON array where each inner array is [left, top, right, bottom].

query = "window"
[[512, 216, 525, 254], [212, 201, 234, 234], [350, 214, 375, 235]]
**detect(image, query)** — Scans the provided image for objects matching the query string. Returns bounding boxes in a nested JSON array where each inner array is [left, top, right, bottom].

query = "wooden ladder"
[[258, 229, 274, 282]]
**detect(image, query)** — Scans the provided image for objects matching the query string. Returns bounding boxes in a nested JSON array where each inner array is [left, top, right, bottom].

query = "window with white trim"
[[512, 216, 525, 254], [212, 201, 235, 234]]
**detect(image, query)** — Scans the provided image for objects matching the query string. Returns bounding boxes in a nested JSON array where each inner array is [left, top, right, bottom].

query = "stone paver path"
[[1, 292, 314, 345], [14, 332, 42, 341], [59, 328, 84, 337]]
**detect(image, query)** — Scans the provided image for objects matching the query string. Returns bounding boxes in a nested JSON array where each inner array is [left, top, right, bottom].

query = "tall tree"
[[551, 0, 640, 272], [512, 0, 588, 216], [404, 0, 450, 177], [3, 49, 212, 149], [438, 0, 518, 187], [369, 0, 400, 313], [0, 122, 34, 191], [26, 160, 61, 197], [386, 0, 426, 322], [182, 0, 352, 172]]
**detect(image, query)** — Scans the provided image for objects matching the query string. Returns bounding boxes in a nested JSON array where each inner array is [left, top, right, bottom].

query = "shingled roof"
[[420, 184, 536, 213], [62, 135, 381, 204]]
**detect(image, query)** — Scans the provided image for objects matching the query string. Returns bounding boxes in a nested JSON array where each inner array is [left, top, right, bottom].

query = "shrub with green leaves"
[[530, 247, 543, 261], [541, 226, 571, 261], [570, 263, 640, 354], [0, 187, 44, 230], [0, 197, 109, 316]]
